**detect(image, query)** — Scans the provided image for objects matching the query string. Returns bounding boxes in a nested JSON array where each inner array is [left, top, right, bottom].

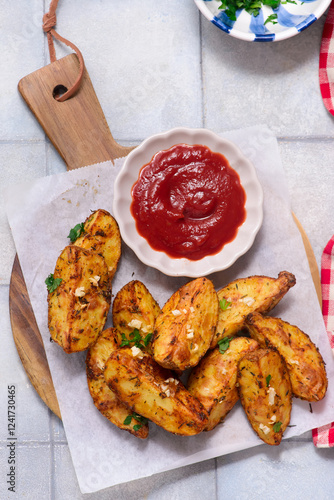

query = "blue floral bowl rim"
[[194, 0, 331, 42]]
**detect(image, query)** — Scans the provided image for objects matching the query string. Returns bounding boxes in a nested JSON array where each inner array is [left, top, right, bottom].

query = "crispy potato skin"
[[112, 280, 161, 352], [238, 348, 292, 446], [246, 312, 328, 402], [86, 327, 149, 438], [75, 209, 121, 281], [210, 272, 296, 349], [152, 277, 219, 371], [187, 337, 259, 431], [104, 348, 209, 436], [48, 245, 111, 353]]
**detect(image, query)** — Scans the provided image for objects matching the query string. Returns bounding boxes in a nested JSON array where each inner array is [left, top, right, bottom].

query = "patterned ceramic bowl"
[[194, 0, 330, 42]]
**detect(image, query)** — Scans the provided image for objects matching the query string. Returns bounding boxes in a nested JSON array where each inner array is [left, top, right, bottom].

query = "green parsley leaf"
[[273, 421, 282, 432], [45, 274, 62, 293], [219, 298, 232, 311], [218, 337, 232, 354], [123, 415, 132, 426], [120, 333, 131, 347], [143, 333, 153, 346], [266, 374, 272, 387], [67, 222, 84, 243], [218, 0, 283, 20], [123, 412, 148, 430]]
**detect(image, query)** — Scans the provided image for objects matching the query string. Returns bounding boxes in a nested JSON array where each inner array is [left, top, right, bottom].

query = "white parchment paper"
[[5, 125, 334, 494]]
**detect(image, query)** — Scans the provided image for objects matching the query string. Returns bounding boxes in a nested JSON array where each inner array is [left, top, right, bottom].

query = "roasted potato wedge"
[[246, 312, 328, 402], [210, 271, 296, 348], [238, 348, 292, 446], [152, 277, 219, 371], [112, 280, 161, 352], [74, 209, 121, 281], [187, 337, 259, 431], [86, 327, 149, 439], [104, 348, 209, 435], [48, 245, 111, 353]]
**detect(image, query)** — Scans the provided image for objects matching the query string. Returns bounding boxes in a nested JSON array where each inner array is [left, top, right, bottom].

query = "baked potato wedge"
[[104, 348, 209, 435], [237, 348, 292, 446], [48, 245, 111, 353], [74, 209, 121, 281], [86, 327, 149, 439], [187, 337, 259, 431], [112, 280, 161, 353], [246, 312, 328, 402], [210, 271, 296, 349], [152, 277, 219, 371]]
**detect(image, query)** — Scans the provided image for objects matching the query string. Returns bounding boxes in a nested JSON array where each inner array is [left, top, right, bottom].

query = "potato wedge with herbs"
[[104, 348, 209, 436], [152, 277, 219, 372], [86, 327, 149, 439], [237, 348, 292, 446], [48, 245, 111, 353], [246, 312, 328, 402], [112, 280, 161, 352], [73, 209, 121, 281], [210, 271, 296, 349], [187, 337, 259, 431]]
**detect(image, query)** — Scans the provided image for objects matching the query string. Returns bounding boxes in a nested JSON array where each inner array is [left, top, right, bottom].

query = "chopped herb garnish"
[[68, 222, 85, 243], [273, 421, 282, 432], [264, 13, 278, 25], [219, 298, 232, 311], [143, 333, 153, 346], [45, 274, 62, 293], [219, 0, 281, 20], [218, 336, 232, 354], [266, 374, 272, 387], [123, 412, 149, 430], [120, 329, 152, 350]]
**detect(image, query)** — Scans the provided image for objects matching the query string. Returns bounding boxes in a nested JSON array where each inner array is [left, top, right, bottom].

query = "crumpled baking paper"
[[4, 125, 334, 494]]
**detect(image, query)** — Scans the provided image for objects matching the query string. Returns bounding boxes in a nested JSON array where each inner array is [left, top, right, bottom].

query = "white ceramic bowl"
[[194, 0, 331, 42], [113, 127, 263, 277]]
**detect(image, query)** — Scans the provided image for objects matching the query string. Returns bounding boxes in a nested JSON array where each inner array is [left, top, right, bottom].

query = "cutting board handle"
[[18, 53, 134, 170]]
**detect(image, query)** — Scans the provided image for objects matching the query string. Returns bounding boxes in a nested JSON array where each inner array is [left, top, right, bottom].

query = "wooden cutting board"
[[9, 54, 134, 419], [8, 53, 322, 419]]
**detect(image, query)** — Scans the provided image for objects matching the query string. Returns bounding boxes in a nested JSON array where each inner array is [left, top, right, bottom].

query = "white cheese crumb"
[[183, 308, 188, 314], [128, 319, 142, 329], [268, 387, 276, 406], [239, 296, 255, 307], [192, 343, 199, 352], [89, 275, 100, 286], [187, 332, 194, 339], [190, 307, 195, 313], [131, 346, 143, 359], [289, 359, 300, 366], [164, 389, 171, 397], [221, 367, 227, 375], [161, 384, 168, 391], [172, 309, 182, 316], [269, 415, 277, 424], [75, 287, 85, 297], [259, 423, 271, 435]]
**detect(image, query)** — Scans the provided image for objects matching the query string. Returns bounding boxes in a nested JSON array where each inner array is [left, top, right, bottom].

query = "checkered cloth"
[[319, 2, 334, 115], [312, 236, 334, 447]]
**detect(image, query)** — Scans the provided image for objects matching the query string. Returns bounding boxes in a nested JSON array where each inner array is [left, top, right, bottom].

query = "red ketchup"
[[130, 143, 246, 261]]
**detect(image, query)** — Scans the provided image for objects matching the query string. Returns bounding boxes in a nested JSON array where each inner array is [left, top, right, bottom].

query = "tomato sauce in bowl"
[[130, 143, 246, 261]]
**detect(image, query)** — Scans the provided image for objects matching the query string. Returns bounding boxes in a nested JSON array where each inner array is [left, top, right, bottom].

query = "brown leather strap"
[[43, 0, 85, 102]]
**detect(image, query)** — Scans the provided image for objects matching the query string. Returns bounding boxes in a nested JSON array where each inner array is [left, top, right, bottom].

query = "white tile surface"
[[1, 0, 334, 498]]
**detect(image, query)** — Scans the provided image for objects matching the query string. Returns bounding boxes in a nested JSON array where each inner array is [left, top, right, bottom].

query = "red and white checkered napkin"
[[319, 2, 334, 116], [312, 236, 334, 447]]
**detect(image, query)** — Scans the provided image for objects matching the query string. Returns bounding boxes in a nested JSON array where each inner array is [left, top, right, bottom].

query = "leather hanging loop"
[[43, 0, 85, 102]]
